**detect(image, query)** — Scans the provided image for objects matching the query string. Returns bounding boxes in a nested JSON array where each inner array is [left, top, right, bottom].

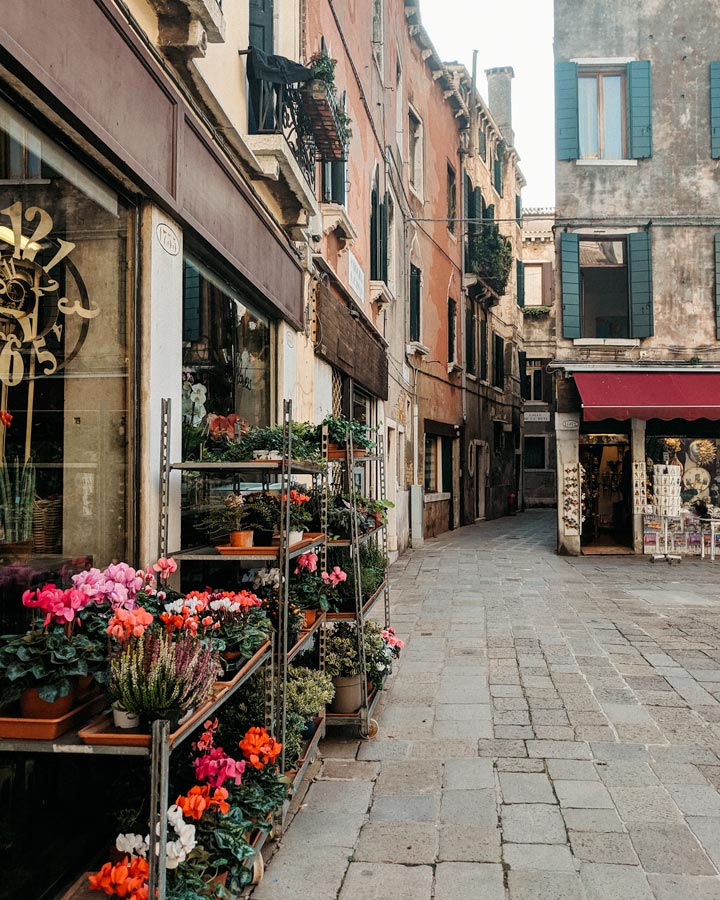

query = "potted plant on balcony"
[[302, 51, 352, 160], [319, 415, 374, 457], [467, 226, 513, 296]]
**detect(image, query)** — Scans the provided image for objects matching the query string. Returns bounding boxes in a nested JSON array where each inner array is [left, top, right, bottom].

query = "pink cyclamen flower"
[[193, 747, 246, 788], [294, 552, 318, 574], [321, 566, 347, 588], [153, 557, 178, 580]]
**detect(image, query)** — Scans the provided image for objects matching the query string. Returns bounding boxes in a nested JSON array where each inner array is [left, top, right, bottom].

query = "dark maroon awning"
[[574, 372, 720, 422]]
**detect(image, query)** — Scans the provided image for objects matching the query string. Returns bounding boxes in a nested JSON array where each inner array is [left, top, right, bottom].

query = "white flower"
[[189, 384, 207, 403], [116, 833, 147, 857]]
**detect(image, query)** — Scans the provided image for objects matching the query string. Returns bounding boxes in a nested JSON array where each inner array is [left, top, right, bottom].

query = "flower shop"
[[0, 406, 399, 900]]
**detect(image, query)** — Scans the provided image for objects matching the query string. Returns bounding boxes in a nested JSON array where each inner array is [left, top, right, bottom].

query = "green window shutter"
[[485, 203, 495, 223], [560, 232, 581, 339], [555, 62, 579, 161], [515, 194, 522, 224], [519, 351, 528, 400], [370, 184, 379, 281], [517, 260, 525, 308], [410, 264, 421, 342], [480, 318, 488, 380], [479, 129, 487, 160], [380, 194, 389, 283], [628, 60, 652, 159], [711, 63, 720, 159], [715, 234, 720, 338], [493, 158, 503, 196], [628, 231, 654, 338]]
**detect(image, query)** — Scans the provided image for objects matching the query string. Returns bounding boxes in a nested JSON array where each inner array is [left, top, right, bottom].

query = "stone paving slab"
[[253, 513, 720, 899]]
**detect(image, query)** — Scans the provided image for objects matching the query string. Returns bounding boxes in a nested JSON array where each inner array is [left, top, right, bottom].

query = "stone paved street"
[[252, 510, 720, 899]]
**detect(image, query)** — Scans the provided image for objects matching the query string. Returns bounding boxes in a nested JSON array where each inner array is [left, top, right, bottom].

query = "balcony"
[[300, 79, 350, 162], [247, 79, 319, 213]]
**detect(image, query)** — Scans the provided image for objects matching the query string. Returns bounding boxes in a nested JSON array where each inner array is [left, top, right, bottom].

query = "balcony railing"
[[248, 78, 317, 192]]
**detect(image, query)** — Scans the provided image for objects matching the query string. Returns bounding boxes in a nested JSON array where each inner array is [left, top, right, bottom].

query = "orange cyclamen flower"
[[88, 855, 148, 899], [239, 726, 282, 769], [175, 784, 229, 819], [0, 411, 11, 428]]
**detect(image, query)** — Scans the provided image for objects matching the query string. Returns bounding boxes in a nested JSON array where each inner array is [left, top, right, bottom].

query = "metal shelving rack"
[[324, 430, 390, 738]]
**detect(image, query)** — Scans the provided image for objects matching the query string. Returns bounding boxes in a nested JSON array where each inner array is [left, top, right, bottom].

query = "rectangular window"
[[424, 433, 438, 492], [493, 333, 505, 388], [408, 107, 423, 196], [580, 237, 630, 338], [0, 100, 132, 612], [524, 436, 546, 470], [579, 70, 625, 159], [525, 264, 545, 307], [479, 127, 487, 161], [409, 263, 421, 342], [525, 359, 545, 402], [182, 256, 272, 458], [448, 298, 457, 362], [447, 164, 457, 235], [480, 318, 488, 380]]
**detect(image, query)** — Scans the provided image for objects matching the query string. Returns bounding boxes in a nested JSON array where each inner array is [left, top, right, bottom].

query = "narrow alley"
[[253, 510, 720, 900]]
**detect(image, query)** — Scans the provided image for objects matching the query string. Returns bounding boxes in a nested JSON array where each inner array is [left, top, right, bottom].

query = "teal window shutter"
[[711, 63, 720, 159], [560, 232, 581, 339], [714, 234, 720, 338], [628, 60, 652, 159], [628, 231, 654, 338], [555, 62, 579, 161], [517, 260, 525, 308]]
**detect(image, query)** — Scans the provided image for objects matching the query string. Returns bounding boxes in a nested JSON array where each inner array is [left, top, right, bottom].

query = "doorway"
[[579, 435, 632, 552], [474, 441, 488, 520]]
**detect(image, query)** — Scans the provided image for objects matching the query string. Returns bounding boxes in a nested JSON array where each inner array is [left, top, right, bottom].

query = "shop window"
[[181, 256, 271, 459], [524, 436, 546, 470], [0, 100, 132, 627]]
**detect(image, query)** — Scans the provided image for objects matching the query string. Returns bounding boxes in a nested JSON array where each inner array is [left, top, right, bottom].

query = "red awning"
[[574, 372, 720, 422]]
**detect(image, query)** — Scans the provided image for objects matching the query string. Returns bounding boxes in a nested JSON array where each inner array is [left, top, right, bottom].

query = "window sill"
[[447, 361, 464, 375], [424, 491, 451, 504], [407, 341, 430, 357], [572, 338, 640, 347], [320, 203, 358, 248], [370, 280, 394, 307], [576, 159, 638, 167]]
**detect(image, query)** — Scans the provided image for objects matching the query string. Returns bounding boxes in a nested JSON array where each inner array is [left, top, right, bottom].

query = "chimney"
[[485, 66, 514, 146]]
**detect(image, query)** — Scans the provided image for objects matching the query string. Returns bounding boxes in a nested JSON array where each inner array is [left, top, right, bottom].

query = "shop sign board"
[[525, 411, 550, 422]]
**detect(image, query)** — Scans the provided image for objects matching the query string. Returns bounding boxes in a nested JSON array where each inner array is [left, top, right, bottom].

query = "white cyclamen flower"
[[116, 833, 147, 857]]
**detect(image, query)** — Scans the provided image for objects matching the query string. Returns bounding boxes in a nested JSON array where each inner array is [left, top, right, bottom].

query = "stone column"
[[139, 204, 184, 566], [555, 411, 581, 556]]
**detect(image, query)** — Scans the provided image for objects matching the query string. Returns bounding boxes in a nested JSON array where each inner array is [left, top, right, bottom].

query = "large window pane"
[[580, 238, 630, 338], [181, 256, 271, 459], [602, 75, 624, 159], [578, 77, 599, 158], [0, 100, 131, 630]]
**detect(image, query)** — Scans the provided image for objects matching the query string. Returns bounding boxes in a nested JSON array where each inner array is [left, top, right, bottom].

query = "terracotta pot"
[[303, 609, 319, 628], [229, 530, 254, 548], [20, 687, 75, 719], [329, 674, 363, 714], [208, 871, 229, 889], [76, 674, 97, 701]]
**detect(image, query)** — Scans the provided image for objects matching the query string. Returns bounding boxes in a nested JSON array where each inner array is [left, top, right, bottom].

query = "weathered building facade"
[[554, 0, 720, 554], [521, 208, 557, 508]]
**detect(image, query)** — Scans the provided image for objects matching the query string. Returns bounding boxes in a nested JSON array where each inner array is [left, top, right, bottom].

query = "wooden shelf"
[[171, 459, 324, 475], [170, 533, 326, 563]]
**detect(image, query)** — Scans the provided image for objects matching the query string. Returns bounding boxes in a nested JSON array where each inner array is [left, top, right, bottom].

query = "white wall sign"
[[525, 411, 550, 422], [348, 250, 365, 301], [156, 222, 180, 256], [562, 418, 580, 429]]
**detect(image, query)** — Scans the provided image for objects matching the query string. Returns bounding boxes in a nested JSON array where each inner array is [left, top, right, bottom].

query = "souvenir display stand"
[[323, 429, 390, 739]]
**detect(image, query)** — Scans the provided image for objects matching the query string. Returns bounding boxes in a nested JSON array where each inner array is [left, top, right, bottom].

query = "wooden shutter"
[[516, 260, 525, 308], [628, 60, 652, 159], [628, 231, 654, 338], [560, 232, 581, 339], [493, 158, 503, 196], [380, 193, 389, 283], [555, 62, 579, 161], [494, 333, 505, 387], [249, 0, 274, 53], [479, 128, 487, 160], [715, 234, 720, 338], [515, 194, 522, 224], [519, 351, 528, 400], [410, 264, 421, 342], [448, 298, 457, 362], [370, 183, 379, 281], [480, 318, 488, 380], [465, 300, 476, 374], [711, 63, 720, 159], [183, 260, 201, 342], [485, 203, 495, 222]]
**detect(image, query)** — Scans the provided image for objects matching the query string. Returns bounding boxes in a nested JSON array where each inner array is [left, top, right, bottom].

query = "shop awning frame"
[[573, 372, 720, 422]]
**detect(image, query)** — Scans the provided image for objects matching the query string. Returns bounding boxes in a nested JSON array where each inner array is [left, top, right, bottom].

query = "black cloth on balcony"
[[248, 46, 314, 85]]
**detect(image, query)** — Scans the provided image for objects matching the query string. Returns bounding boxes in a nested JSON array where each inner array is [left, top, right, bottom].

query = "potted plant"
[[201, 493, 255, 548], [0, 583, 105, 718], [291, 551, 347, 625], [240, 493, 278, 546], [109, 627, 221, 730], [279, 488, 313, 545], [287, 666, 335, 730], [319, 415, 374, 456]]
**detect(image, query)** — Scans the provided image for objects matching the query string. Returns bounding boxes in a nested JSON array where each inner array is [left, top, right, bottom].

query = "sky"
[[420, 0, 555, 209]]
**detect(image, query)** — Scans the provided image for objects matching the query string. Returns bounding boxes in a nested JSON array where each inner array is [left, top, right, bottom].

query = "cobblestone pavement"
[[252, 510, 720, 900]]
